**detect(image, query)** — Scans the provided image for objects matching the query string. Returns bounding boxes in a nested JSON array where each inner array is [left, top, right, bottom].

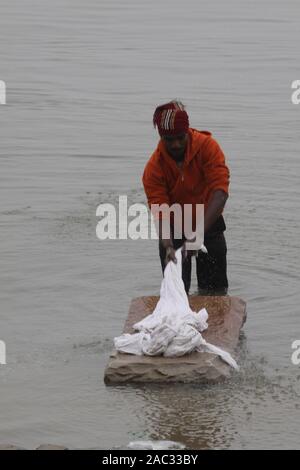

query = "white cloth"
[[114, 249, 238, 369]]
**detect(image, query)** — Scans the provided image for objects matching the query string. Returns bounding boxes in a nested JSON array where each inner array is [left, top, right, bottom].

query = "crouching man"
[[142, 100, 230, 295]]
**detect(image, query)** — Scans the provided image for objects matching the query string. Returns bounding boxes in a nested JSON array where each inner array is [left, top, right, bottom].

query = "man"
[[142, 100, 230, 295]]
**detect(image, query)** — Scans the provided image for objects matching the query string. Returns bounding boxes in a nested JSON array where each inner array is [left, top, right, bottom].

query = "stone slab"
[[104, 295, 247, 384]]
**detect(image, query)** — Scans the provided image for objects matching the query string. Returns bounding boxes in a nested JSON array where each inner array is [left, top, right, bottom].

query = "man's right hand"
[[181, 242, 199, 263], [165, 246, 177, 266]]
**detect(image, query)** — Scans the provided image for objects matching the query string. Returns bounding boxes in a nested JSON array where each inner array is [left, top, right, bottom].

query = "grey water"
[[0, 0, 300, 450]]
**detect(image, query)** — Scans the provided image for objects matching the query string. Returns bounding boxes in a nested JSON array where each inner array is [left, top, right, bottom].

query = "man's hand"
[[165, 246, 177, 266], [182, 242, 198, 263]]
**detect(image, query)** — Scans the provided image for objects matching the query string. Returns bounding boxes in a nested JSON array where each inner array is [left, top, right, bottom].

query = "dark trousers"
[[159, 216, 228, 295]]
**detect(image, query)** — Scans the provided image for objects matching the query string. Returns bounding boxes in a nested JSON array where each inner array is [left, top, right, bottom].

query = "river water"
[[1, 0, 300, 449]]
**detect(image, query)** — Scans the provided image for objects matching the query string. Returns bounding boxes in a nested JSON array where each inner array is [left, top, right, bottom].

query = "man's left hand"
[[182, 242, 199, 263]]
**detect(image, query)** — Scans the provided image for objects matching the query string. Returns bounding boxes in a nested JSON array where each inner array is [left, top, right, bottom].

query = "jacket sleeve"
[[142, 160, 170, 220], [201, 136, 230, 197]]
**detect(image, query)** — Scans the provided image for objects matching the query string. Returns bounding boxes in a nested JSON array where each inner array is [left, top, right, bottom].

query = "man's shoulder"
[[190, 127, 212, 142], [189, 128, 215, 157], [145, 145, 162, 169], [143, 146, 163, 180]]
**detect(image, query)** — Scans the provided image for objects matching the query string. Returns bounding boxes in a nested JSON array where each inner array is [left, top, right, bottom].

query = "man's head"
[[153, 100, 189, 161], [160, 132, 188, 161]]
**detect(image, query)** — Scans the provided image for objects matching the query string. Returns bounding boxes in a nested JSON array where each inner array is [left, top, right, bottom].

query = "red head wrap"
[[153, 100, 189, 137]]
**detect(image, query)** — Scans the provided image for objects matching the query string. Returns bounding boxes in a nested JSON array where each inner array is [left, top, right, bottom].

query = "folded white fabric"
[[114, 248, 239, 369]]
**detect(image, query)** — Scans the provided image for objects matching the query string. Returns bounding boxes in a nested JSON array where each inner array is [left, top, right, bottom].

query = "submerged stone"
[[104, 295, 247, 384], [0, 444, 26, 450]]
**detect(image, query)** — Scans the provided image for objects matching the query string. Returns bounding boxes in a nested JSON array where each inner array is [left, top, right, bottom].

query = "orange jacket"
[[142, 128, 230, 224]]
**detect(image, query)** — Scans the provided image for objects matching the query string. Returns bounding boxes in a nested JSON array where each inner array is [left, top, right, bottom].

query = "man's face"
[[162, 133, 188, 161]]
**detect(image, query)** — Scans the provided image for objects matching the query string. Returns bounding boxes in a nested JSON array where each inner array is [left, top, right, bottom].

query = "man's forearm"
[[160, 238, 173, 249], [158, 220, 173, 249], [157, 190, 228, 247], [157, 219, 177, 264], [204, 190, 228, 233]]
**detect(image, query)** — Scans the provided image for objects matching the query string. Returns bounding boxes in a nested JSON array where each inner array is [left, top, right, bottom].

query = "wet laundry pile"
[[114, 248, 238, 369]]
